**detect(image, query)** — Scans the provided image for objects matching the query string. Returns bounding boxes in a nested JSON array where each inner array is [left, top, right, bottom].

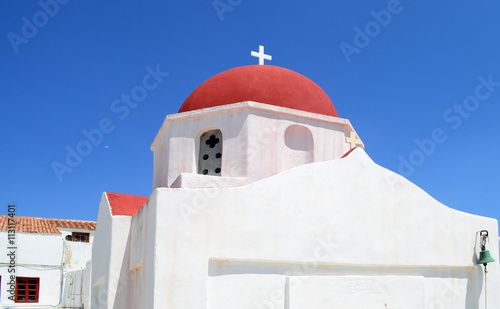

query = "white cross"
[[345, 131, 363, 149], [251, 45, 272, 65]]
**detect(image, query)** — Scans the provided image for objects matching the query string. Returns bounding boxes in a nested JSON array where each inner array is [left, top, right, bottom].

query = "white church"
[[91, 47, 499, 308]]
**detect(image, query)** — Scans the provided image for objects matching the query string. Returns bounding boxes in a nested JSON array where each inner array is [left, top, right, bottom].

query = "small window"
[[15, 277, 39, 303], [198, 129, 223, 176], [67, 232, 90, 243]]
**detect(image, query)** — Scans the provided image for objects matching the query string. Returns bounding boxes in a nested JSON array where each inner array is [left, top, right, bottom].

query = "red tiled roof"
[[0, 215, 96, 235], [106, 192, 148, 216], [51, 218, 96, 230]]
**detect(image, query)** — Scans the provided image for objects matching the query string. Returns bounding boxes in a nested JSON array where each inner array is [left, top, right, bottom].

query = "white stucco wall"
[[125, 194, 157, 309], [151, 101, 358, 189], [91, 193, 114, 309], [89, 100, 500, 308], [59, 227, 95, 240], [56, 227, 95, 274], [83, 260, 92, 309], [14, 233, 63, 266], [61, 268, 89, 308], [59, 227, 95, 243], [91, 192, 136, 309], [64, 240, 94, 272], [0, 232, 63, 307], [131, 148, 498, 308]]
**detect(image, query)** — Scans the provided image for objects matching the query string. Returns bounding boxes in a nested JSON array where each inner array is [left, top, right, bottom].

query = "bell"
[[478, 250, 496, 265]]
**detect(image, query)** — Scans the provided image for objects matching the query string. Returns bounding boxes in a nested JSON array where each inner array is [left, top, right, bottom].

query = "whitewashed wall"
[[59, 227, 95, 243], [62, 268, 85, 308], [0, 232, 63, 307], [64, 239, 94, 272], [91, 193, 114, 309], [92, 100, 499, 308], [55, 226, 95, 281], [91, 192, 135, 309], [151, 102, 358, 189], [142, 148, 498, 308]]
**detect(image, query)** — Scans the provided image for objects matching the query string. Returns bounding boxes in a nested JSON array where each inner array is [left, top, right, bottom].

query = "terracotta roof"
[[106, 192, 148, 216], [51, 218, 96, 230], [0, 215, 96, 235]]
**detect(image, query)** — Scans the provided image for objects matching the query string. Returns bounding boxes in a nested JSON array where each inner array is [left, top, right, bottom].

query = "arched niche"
[[283, 125, 314, 170]]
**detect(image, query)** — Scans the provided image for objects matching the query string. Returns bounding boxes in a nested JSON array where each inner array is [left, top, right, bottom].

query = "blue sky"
[[1, 0, 499, 224]]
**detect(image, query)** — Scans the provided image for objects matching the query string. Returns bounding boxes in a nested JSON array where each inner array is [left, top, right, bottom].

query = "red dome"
[[178, 65, 338, 117]]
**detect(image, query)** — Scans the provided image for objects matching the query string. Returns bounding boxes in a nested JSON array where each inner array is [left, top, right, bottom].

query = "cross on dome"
[[346, 131, 363, 149], [251, 45, 272, 65]]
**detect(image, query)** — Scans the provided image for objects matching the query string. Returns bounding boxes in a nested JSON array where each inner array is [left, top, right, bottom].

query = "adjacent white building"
[[0, 215, 95, 308], [91, 64, 499, 308]]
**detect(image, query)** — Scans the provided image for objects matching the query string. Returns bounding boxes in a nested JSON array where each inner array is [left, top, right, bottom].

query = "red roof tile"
[[0, 215, 96, 235], [50, 218, 97, 230], [106, 192, 148, 216]]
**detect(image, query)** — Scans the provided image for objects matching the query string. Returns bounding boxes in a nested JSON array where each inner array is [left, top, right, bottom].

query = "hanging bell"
[[478, 230, 496, 265], [478, 250, 496, 265]]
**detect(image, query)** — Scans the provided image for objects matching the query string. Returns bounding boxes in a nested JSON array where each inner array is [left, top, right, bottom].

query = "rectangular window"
[[15, 277, 39, 303], [71, 232, 90, 243]]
